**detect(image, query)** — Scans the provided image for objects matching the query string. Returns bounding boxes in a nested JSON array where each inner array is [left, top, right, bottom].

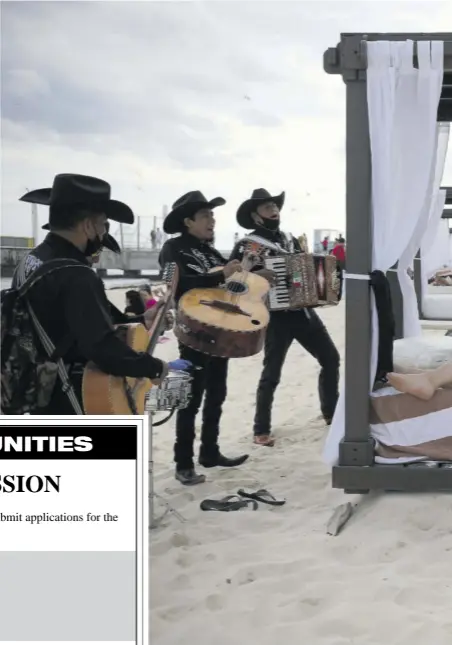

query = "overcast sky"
[[1, 0, 452, 249]]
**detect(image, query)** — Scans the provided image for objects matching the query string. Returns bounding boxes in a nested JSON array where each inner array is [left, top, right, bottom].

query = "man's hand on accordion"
[[254, 268, 277, 286]]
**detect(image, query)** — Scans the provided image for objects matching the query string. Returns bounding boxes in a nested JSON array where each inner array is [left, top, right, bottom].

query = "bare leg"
[[387, 361, 452, 401]]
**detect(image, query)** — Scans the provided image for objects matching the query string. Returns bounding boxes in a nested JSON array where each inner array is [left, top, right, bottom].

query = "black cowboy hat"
[[163, 191, 226, 235], [41, 221, 121, 254], [20, 173, 134, 225], [236, 188, 285, 230]]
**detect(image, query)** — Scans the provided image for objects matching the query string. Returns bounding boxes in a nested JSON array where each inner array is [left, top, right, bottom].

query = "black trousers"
[[174, 344, 228, 470], [254, 309, 340, 435]]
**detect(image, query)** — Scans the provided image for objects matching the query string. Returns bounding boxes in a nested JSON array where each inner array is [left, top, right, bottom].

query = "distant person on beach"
[[331, 236, 346, 270], [330, 236, 346, 300], [298, 233, 308, 252], [322, 236, 329, 252], [139, 284, 158, 310], [125, 289, 146, 316], [234, 231, 239, 246], [156, 227, 163, 249], [150, 229, 156, 250], [3, 173, 180, 416], [230, 188, 340, 446]]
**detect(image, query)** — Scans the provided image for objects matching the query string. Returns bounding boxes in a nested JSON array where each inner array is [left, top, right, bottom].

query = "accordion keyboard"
[[264, 256, 295, 310]]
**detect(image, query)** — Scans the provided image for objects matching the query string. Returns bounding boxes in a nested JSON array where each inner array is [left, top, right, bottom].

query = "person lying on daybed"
[[388, 362, 452, 401]]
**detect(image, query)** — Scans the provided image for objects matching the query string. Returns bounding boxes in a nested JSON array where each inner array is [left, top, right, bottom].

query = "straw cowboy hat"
[[236, 188, 285, 230], [20, 173, 134, 225], [41, 220, 121, 254], [163, 191, 226, 235]]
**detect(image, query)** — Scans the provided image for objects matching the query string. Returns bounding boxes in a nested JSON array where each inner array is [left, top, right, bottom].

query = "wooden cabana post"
[[324, 33, 452, 493]]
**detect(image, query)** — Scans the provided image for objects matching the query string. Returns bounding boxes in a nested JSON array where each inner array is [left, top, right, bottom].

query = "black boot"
[[199, 449, 249, 469], [175, 468, 206, 486]]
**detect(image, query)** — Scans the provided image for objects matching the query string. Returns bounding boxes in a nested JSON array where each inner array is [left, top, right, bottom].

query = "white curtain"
[[398, 120, 450, 336], [324, 40, 444, 466], [421, 189, 449, 293]]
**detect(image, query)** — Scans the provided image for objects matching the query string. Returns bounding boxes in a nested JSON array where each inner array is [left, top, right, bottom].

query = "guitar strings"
[[228, 252, 253, 305]]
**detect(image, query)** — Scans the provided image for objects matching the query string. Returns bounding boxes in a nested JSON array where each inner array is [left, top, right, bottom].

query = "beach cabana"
[[323, 33, 452, 493]]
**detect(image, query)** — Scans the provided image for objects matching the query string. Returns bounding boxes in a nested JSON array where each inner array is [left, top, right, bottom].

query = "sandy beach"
[[107, 290, 452, 645]]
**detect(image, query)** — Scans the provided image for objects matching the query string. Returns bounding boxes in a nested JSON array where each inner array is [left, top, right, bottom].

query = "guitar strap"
[[16, 259, 92, 415]]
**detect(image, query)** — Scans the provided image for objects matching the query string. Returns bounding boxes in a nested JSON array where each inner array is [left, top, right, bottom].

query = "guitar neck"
[[145, 261, 179, 356], [146, 295, 173, 355]]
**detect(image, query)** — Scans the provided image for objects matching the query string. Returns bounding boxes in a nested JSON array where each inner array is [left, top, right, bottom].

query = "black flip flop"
[[237, 488, 286, 506], [200, 495, 258, 512]]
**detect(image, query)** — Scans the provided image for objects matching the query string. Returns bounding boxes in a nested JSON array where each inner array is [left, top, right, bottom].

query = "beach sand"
[[107, 290, 452, 645]]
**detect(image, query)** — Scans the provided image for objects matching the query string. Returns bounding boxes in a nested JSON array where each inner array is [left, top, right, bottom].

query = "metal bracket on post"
[[324, 35, 368, 81], [339, 439, 375, 466]]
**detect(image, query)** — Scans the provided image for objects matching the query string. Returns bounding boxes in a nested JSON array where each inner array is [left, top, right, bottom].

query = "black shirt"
[[158, 234, 228, 302], [13, 233, 165, 380]]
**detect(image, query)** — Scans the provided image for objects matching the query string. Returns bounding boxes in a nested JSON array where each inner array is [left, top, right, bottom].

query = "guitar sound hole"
[[251, 319, 260, 326], [226, 281, 247, 294]]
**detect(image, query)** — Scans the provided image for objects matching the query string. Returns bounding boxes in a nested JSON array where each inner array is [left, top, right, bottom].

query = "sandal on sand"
[[200, 495, 258, 512], [237, 489, 286, 506], [253, 434, 275, 447]]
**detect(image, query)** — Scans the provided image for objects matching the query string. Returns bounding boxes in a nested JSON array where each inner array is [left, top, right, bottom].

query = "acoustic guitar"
[[82, 263, 179, 415], [174, 252, 270, 358]]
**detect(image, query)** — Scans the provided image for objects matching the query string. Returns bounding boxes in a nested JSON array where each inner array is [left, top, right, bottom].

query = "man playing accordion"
[[230, 188, 340, 447]]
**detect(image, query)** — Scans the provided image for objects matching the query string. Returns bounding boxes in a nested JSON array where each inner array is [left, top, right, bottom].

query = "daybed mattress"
[[422, 294, 452, 320], [426, 285, 452, 294], [371, 386, 452, 463], [370, 336, 452, 463]]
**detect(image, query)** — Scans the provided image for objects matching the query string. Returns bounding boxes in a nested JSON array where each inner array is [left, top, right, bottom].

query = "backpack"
[[1, 258, 92, 415]]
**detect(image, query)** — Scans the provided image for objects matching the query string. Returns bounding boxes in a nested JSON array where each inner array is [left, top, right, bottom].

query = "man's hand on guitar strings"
[[223, 259, 243, 279]]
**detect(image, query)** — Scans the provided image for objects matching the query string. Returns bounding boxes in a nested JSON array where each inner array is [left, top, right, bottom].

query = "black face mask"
[[84, 233, 104, 258], [258, 218, 280, 233]]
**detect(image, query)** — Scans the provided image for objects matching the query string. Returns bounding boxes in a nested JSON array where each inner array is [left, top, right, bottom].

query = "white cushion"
[[393, 336, 452, 373], [427, 285, 452, 294], [422, 294, 452, 320]]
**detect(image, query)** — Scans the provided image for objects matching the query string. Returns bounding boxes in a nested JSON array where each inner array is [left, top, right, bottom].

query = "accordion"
[[264, 253, 340, 311]]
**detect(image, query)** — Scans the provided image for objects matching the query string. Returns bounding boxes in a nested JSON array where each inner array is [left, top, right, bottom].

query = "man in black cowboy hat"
[[230, 188, 340, 446], [159, 191, 249, 486], [12, 173, 174, 414]]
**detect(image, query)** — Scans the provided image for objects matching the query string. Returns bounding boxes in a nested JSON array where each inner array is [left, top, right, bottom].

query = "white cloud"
[[1, 0, 452, 249]]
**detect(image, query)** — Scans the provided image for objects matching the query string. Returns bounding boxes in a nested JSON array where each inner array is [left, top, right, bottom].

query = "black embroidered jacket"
[[159, 234, 228, 302]]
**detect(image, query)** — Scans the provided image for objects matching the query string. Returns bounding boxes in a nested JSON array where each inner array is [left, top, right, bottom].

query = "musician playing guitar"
[[11, 174, 184, 416], [159, 191, 249, 486], [230, 188, 340, 446]]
